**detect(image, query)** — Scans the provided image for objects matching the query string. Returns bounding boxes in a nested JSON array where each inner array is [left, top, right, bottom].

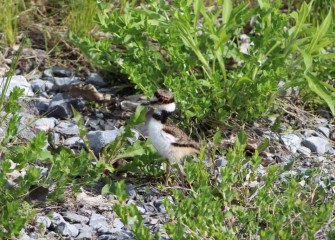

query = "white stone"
[[280, 134, 302, 153], [303, 137, 332, 155], [0, 75, 34, 97], [34, 117, 58, 132]]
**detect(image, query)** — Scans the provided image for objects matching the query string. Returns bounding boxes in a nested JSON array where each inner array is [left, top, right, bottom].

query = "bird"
[[144, 89, 200, 185]]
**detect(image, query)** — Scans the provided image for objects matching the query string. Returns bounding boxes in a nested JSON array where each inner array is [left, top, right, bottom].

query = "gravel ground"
[[0, 48, 334, 239]]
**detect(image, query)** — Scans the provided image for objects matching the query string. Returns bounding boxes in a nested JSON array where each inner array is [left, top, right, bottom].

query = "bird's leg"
[[177, 163, 187, 187], [165, 161, 172, 185]]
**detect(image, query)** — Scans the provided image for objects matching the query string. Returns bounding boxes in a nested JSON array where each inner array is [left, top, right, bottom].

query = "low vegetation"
[[72, 0, 335, 125], [0, 0, 334, 239]]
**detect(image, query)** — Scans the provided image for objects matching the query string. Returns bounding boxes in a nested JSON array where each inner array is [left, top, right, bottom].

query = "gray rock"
[[98, 230, 133, 240], [55, 121, 80, 136], [89, 211, 109, 233], [74, 223, 94, 240], [302, 137, 332, 155], [34, 117, 58, 132], [154, 198, 167, 213], [119, 229, 134, 239], [31, 97, 50, 114], [98, 235, 116, 240], [249, 181, 259, 188], [87, 130, 121, 155], [125, 184, 136, 200], [142, 214, 151, 224], [150, 218, 159, 225], [215, 157, 227, 168], [315, 117, 328, 124], [315, 156, 327, 163], [98, 234, 118, 240], [280, 134, 302, 153], [302, 129, 319, 138], [30, 79, 55, 93], [30, 79, 43, 92], [267, 116, 277, 126], [62, 211, 89, 224], [21, 234, 31, 240], [85, 73, 106, 87], [36, 216, 51, 229], [142, 203, 156, 213], [113, 218, 124, 230], [52, 66, 73, 77], [126, 199, 136, 205], [17, 122, 36, 140], [0, 128, 4, 138], [47, 231, 57, 238], [280, 170, 298, 181], [297, 146, 312, 156], [317, 126, 330, 138], [276, 154, 293, 164], [76, 192, 113, 211], [124, 94, 144, 102], [64, 137, 84, 147], [51, 212, 79, 237], [327, 148, 335, 155], [120, 100, 140, 111], [37, 91, 49, 99], [136, 206, 146, 214], [0, 75, 34, 97], [53, 77, 81, 89], [50, 132, 60, 146], [43, 68, 54, 78], [47, 93, 73, 119], [29, 232, 41, 239], [161, 233, 171, 240]]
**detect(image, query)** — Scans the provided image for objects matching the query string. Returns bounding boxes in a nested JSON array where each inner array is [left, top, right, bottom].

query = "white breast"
[[147, 118, 175, 160]]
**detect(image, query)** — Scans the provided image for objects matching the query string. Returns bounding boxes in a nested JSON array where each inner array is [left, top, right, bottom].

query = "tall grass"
[[0, 0, 24, 47], [66, 0, 99, 38]]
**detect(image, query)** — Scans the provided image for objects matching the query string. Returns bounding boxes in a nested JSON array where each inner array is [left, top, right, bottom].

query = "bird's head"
[[143, 89, 176, 114]]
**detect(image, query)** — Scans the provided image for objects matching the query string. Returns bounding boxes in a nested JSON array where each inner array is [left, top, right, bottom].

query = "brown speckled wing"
[[162, 124, 200, 152]]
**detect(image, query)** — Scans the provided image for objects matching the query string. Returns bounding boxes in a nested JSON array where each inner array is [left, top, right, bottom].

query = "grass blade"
[[305, 73, 335, 116], [309, 9, 333, 53], [222, 0, 232, 26]]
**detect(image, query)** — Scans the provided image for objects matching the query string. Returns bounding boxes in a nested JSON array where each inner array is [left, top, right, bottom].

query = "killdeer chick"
[[144, 89, 200, 184]]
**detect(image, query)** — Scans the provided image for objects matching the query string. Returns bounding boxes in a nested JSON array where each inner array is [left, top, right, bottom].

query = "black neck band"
[[152, 110, 169, 124]]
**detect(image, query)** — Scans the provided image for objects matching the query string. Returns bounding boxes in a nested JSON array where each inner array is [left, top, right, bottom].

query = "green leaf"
[[193, 0, 203, 23], [237, 129, 247, 145], [115, 180, 127, 202], [213, 128, 222, 146], [305, 73, 335, 116], [113, 140, 146, 161], [308, 9, 332, 53], [301, 50, 312, 72], [127, 105, 146, 126], [257, 138, 269, 152], [271, 117, 281, 132], [101, 183, 111, 196], [222, 0, 232, 25], [320, 52, 335, 59]]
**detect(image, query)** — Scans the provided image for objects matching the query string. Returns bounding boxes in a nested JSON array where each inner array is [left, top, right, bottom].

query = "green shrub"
[[71, 0, 335, 125], [0, 59, 103, 238], [110, 130, 334, 239]]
